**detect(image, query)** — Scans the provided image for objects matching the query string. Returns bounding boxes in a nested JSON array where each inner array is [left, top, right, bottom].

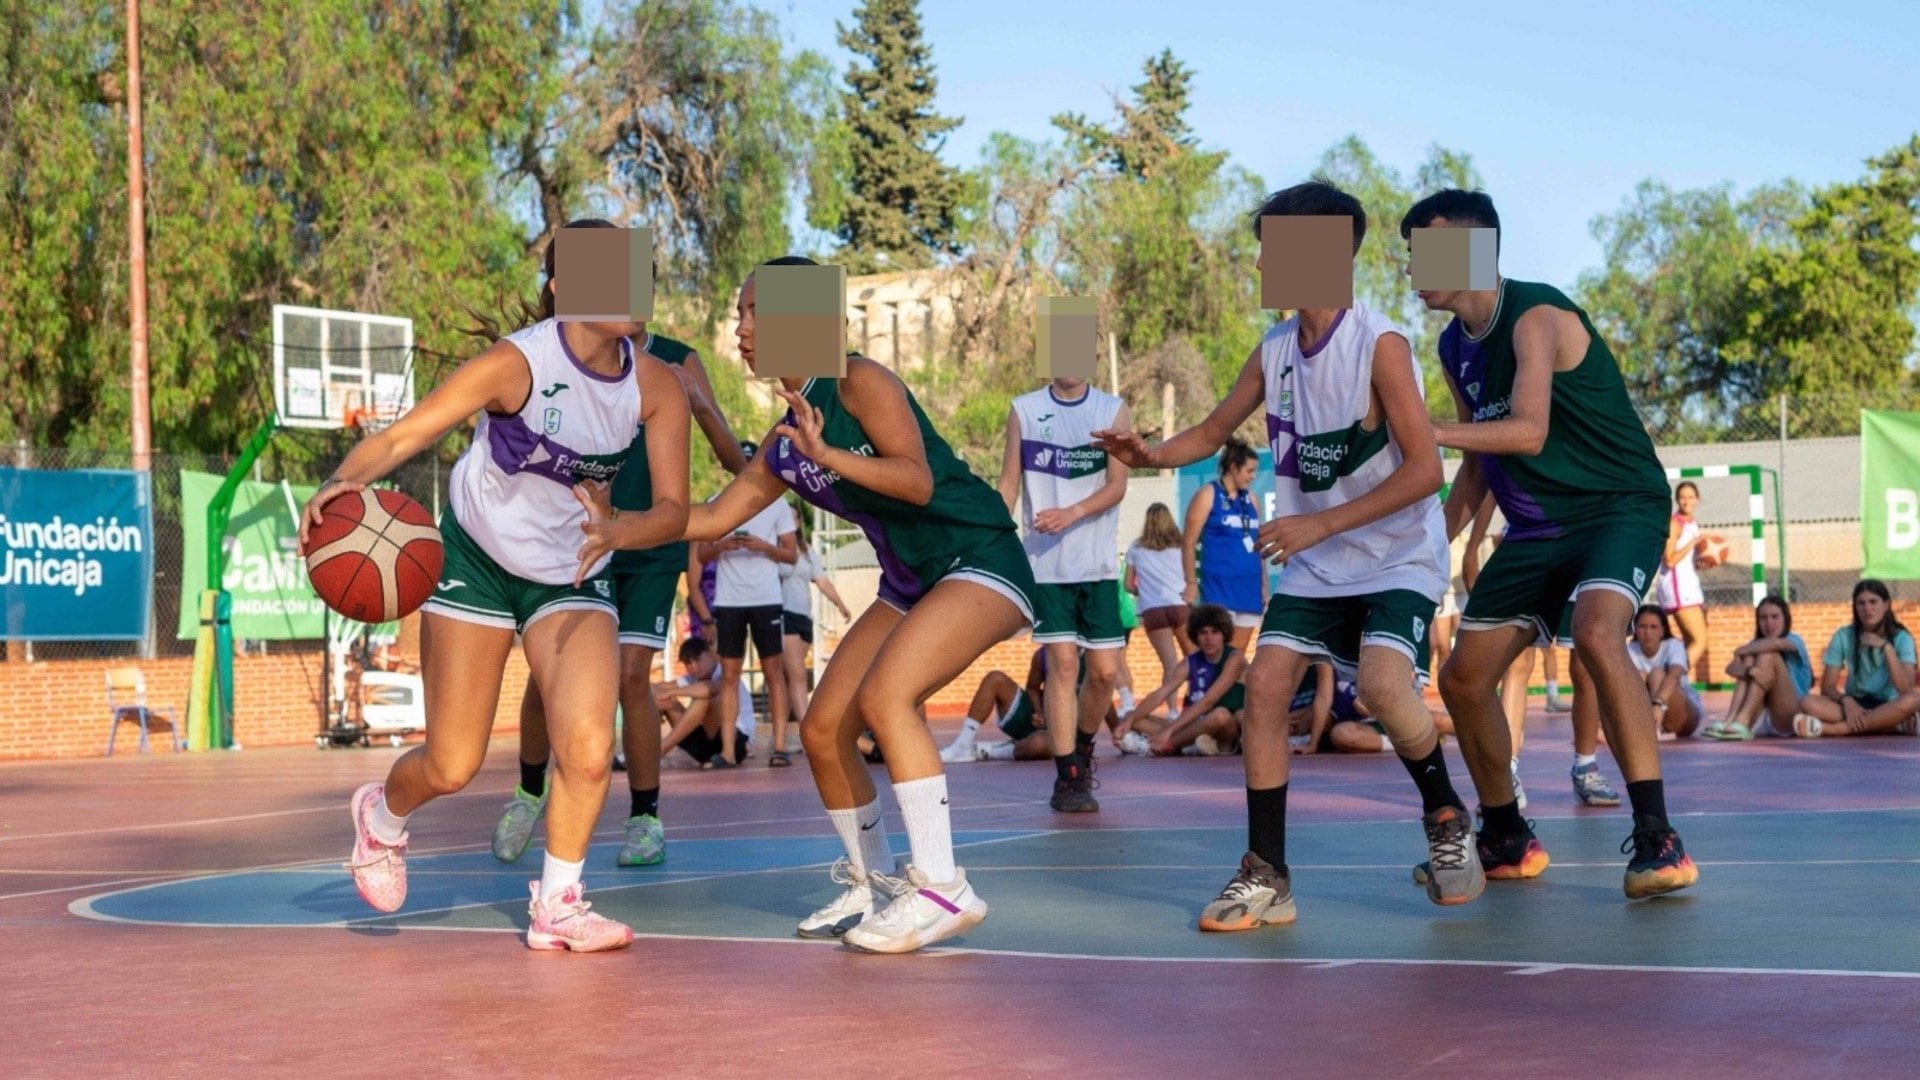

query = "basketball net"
[[346, 404, 401, 438]]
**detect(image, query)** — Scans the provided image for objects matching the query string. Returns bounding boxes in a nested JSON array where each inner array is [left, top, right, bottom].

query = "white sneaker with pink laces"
[[526, 881, 635, 952], [344, 782, 408, 913]]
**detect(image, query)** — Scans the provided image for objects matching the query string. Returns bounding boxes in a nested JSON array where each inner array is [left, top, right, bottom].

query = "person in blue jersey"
[[1182, 438, 1268, 653], [1116, 604, 1249, 757]]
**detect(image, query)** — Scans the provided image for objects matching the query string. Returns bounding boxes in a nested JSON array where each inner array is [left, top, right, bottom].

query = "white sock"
[[827, 800, 893, 879], [368, 791, 409, 845], [985, 741, 1016, 760], [892, 775, 957, 883], [955, 717, 982, 743], [1573, 752, 1597, 768], [539, 852, 584, 901], [1547, 680, 1562, 697], [1118, 688, 1136, 713]]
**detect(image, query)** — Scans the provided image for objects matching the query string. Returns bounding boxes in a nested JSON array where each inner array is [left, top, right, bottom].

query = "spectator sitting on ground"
[[656, 636, 756, 768], [1794, 578, 1920, 738], [938, 647, 1054, 762], [1704, 594, 1813, 740], [1290, 667, 1395, 754], [1116, 604, 1247, 757], [1628, 605, 1702, 739]]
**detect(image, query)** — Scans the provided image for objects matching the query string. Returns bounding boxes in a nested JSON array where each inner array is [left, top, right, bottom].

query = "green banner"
[[1862, 410, 1920, 580], [177, 470, 325, 640]]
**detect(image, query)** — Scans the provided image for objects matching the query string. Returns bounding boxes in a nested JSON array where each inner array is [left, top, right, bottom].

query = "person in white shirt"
[[774, 500, 853, 767], [656, 637, 758, 767], [1126, 502, 1193, 688], [1628, 605, 1702, 739], [694, 440, 797, 765]]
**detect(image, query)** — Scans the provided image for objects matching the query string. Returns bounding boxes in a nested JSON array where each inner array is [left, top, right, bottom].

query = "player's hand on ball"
[[1257, 514, 1332, 565], [1091, 427, 1155, 469], [299, 477, 367, 551], [572, 481, 618, 587], [772, 388, 827, 461]]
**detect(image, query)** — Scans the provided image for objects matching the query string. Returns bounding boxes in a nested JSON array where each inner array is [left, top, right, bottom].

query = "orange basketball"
[[1694, 533, 1729, 570], [304, 489, 443, 623]]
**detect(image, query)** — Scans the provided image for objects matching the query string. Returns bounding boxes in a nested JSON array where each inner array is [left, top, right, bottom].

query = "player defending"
[[1099, 180, 1485, 927], [1401, 188, 1698, 899], [1000, 369, 1130, 813]]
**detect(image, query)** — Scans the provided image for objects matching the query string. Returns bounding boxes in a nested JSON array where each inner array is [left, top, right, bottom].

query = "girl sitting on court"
[[1794, 579, 1920, 737], [1126, 502, 1193, 688], [1115, 604, 1248, 756], [1627, 605, 1702, 739], [1704, 595, 1812, 740]]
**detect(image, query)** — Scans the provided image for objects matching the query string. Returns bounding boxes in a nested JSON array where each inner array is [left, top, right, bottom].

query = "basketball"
[[1695, 533, 1730, 569], [304, 489, 444, 623]]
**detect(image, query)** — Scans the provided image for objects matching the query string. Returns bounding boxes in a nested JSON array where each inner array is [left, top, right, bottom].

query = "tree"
[[1055, 48, 1197, 180], [833, 0, 966, 273]]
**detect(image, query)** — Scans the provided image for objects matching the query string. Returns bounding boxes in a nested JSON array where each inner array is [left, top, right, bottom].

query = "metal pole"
[[126, 0, 152, 473], [1777, 393, 1790, 598], [1108, 332, 1120, 396]]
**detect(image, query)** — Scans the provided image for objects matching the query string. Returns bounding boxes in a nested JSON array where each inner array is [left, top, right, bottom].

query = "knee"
[[1570, 622, 1619, 660], [420, 750, 484, 796], [1436, 657, 1482, 706], [853, 678, 910, 728], [799, 713, 840, 755], [554, 729, 615, 785]]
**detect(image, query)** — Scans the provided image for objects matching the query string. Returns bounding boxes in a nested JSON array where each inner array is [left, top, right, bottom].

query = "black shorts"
[[682, 726, 750, 765], [784, 611, 814, 645], [713, 605, 784, 659]]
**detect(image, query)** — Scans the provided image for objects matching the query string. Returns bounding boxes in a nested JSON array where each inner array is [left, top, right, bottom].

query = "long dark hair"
[[1851, 579, 1905, 674], [1217, 436, 1257, 484], [1753, 594, 1792, 639], [1633, 604, 1673, 641], [466, 218, 619, 342]]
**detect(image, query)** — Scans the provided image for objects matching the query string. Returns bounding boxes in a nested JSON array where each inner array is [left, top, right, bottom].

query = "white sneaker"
[[841, 866, 988, 954], [796, 857, 890, 939], [1510, 759, 1528, 811], [1117, 689, 1137, 715], [1119, 731, 1151, 756], [938, 737, 977, 764]]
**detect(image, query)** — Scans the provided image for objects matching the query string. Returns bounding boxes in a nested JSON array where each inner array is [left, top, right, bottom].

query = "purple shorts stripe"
[[919, 888, 962, 915]]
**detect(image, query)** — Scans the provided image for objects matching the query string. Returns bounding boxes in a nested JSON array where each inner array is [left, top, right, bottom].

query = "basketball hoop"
[[347, 404, 402, 437]]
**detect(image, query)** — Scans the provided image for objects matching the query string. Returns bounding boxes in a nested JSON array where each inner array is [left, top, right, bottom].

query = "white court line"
[[0, 785, 516, 843]]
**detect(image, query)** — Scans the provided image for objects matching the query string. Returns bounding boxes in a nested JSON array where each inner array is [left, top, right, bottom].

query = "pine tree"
[[1055, 49, 1197, 180], [834, 0, 965, 272]]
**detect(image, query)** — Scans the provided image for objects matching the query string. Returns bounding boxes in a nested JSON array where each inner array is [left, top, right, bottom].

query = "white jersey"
[[1013, 384, 1123, 583], [713, 499, 794, 608], [1261, 302, 1448, 601], [448, 320, 639, 585], [1656, 515, 1705, 610], [1127, 542, 1186, 611]]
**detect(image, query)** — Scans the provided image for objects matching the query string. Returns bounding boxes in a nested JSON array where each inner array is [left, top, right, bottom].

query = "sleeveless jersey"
[[1262, 302, 1448, 601], [1033, 647, 1088, 694], [448, 320, 638, 585], [1656, 514, 1705, 610], [1436, 279, 1669, 539], [609, 332, 693, 574], [1186, 646, 1244, 710], [1197, 481, 1263, 612], [1012, 385, 1122, 582], [767, 371, 1018, 607]]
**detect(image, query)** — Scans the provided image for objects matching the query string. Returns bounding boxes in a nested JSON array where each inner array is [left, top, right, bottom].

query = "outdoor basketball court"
[[7, 701, 1918, 1077]]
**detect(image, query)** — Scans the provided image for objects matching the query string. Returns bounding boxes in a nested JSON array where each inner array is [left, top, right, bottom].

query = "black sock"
[[1054, 754, 1081, 781], [1246, 784, 1289, 874], [630, 786, 659, 820], [1482, 800, 1527, 838], [1399, 745, 1463, 815], [1074, 728, 1096, 761], [520, 758, 548, 798], [1626, 779, 1668, 826]]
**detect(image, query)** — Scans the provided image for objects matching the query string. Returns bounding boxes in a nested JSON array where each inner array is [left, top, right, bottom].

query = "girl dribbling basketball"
[[302, 218, 690, 951]]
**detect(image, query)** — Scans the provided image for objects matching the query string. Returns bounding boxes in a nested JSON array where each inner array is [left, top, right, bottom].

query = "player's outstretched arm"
[[1096, 346, 1264, 470], [686, 441, 787, 542]]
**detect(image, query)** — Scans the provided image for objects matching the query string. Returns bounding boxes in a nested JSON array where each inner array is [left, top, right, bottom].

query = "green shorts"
[[880, 530, 1040, 629], [1256, 589, 1435, 683], [1462, 518, 1664, 646], [999, 689, 1042, 741], [613, 570, 679, 650], [1189, 683, 1247, 714], [421, 512, 617, 634], [1031, 579, 1128, 649]]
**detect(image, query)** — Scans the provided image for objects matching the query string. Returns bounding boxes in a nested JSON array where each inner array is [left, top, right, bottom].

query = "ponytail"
[[465, 217, 619, 343]]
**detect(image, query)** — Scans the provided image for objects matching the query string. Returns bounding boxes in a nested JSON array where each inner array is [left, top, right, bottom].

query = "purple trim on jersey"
[[767, 420, 929, 606], [483, 413, 600, 489], [1020, 438, 1082, 478], [1185, 647, 1224, 707], [556, 326, 634, 384], [1437, 320, 1559, 539], [1268, 408, 1301, 480], [1298, 309, 1346, 359], [1331, 681, 1363, 722], [1047, 385, 1091, 407]]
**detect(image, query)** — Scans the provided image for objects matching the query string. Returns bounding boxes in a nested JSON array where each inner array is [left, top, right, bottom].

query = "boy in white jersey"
[[306, 218, 692, 952], [1098, 181, 1485, 926], [999, 375, 1130, 813]]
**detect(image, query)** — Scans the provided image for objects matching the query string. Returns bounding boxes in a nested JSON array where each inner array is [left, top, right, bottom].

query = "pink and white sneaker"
[[526, 881, 635, 952], [344, 782, 408, 913]]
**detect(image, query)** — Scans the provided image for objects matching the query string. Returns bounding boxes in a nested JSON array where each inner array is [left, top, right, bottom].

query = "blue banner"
[[0, 467, 153, 640], [1175, 452, 1283, 592]]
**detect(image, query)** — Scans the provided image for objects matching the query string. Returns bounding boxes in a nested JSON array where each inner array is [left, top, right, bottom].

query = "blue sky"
[[755, 0, 1920, 286]]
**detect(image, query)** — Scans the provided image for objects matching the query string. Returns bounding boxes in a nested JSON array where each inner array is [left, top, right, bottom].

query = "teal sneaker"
[[616, 813, 665, 867], [491, 785, 547, 863]]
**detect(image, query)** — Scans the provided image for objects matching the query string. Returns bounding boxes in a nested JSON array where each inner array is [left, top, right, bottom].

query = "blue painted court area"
[[74, 813, 1920, 976]]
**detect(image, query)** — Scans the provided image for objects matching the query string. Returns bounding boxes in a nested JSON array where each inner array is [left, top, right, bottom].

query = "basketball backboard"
[[272, 305, 415, 430]]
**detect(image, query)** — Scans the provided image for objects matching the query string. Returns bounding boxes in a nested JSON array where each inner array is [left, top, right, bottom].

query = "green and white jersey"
[[1013, 384, 1122, 583], [447, 319, 639, 586], [1263, 302, 1448, 601]]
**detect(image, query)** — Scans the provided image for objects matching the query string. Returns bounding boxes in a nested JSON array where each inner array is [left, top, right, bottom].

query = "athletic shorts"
[[875, 530, 1038, 627], [1462, 517, 1665, 646], [1231, 610, 1263, 630], [614, 570, 679, 650], [783, 610, 814, 645], [1139, 604, 1191, 635], [1186, 682, 1247, 714], [681, 726, 750, 765], [999, 689, 1043, 741], [714, 605, 783, 659], [421, 512, 616, 634], [1257, 589, 1435, 683], [1031, 580, 1128, 649]]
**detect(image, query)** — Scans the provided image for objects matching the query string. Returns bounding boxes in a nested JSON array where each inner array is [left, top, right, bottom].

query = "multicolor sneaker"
[[525, 881, 634, 952], [1420, 805, 1485, 906], [344, 782, 408, 913], [841, 866, 989, 954], [796, 857, 887, 939], [1420, 826, 1552, 885], [1570, 761, 1622, 807], [491, 785, 548, 863], [616, 813, 665, 867], [1199, 852, 1297, 932], [1622, 817, 1700, 899]]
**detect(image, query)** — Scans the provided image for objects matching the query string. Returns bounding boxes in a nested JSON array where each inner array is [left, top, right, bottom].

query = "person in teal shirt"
[[1797, 579, 1920, 737]]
